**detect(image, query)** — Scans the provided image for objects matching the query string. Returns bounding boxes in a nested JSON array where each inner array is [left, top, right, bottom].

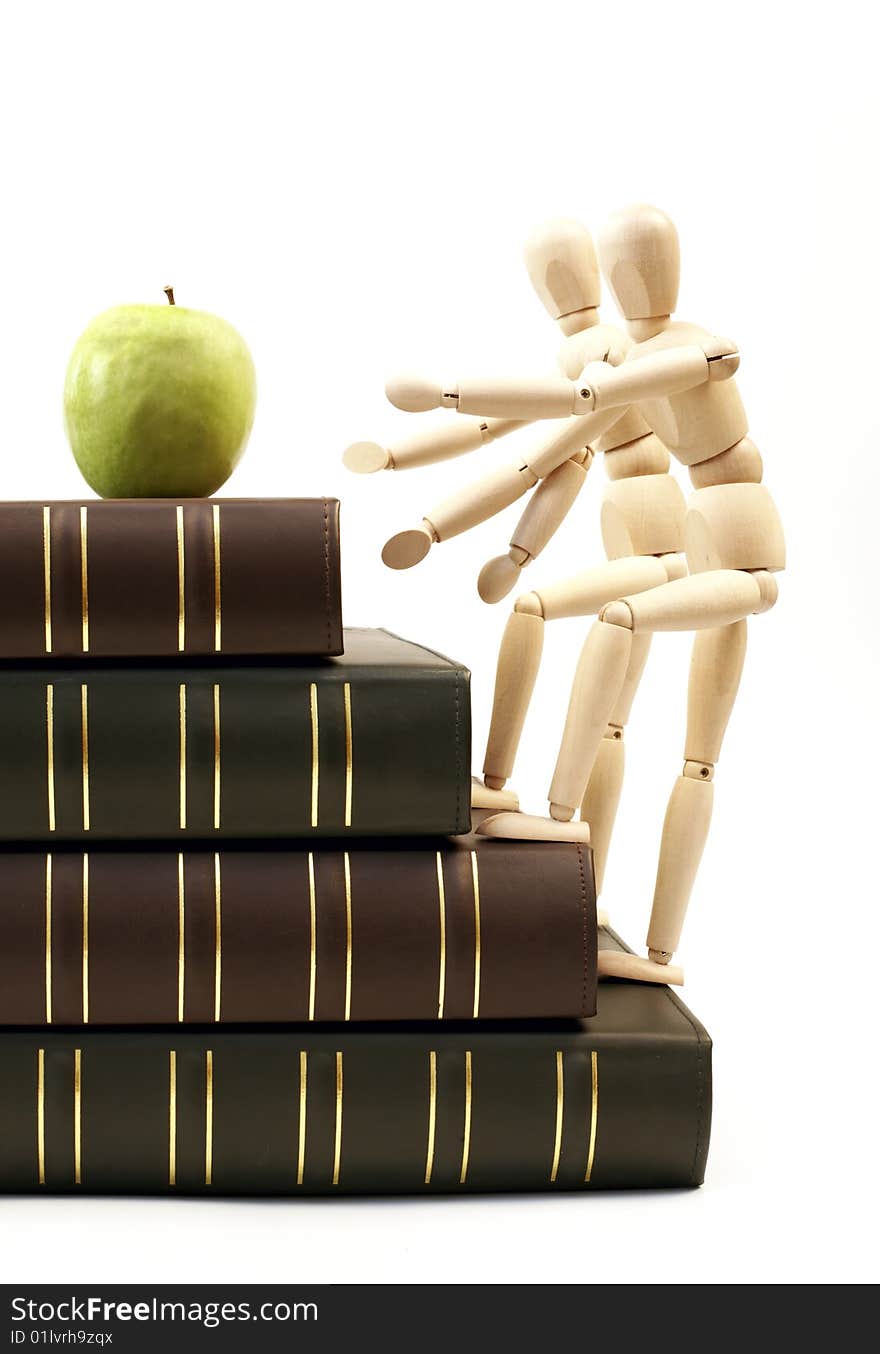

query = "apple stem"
[[164, 286, 176, 306]]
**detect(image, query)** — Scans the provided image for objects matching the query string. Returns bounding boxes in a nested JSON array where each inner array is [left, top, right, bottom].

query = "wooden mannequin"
[[346, 220, 694, 985], [366, 205, 784, 979], [346, 220, 635, 574]]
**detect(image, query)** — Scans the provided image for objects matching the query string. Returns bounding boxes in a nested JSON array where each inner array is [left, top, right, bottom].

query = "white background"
[[1, 0, 877, 1286]]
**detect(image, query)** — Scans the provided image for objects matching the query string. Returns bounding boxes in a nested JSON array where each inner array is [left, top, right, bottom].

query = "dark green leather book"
[[0, 933, 710, 1194], [0, 629, 471, 841]]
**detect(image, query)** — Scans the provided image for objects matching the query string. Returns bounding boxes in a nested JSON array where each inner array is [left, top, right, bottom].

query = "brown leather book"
[[0, 629, 471, 841], [0, 828, 596, 1025], [0, 932, 710, 1194], [0, 498, 342, 658]]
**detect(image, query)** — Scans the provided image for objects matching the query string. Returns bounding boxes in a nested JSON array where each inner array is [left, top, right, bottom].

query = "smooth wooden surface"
[[522, 413, 605, 478], [597, 203, 681, 321], [616, 322, 749, 466], [685, 482, 786, 573], [424, 460, 538, 541], [600, 472, 687, 559], [342, 440, 392, 473], [475, 811, 591, 844], [482, 611, 544, 788], [477, 552, 526, 605], [579, 732, 625, 896], [591, 405, 653, 454], [524, 217, 601, 320], [478, 451, 590, 602], [604, 431, 671, 479], [381, 523, 435, 569], [603, 568, 764, 633], [597, 948, 684, 986], [684, 621, 748, 765], [343, 416, 528, 473], [535, 554, 669, 621], [555, 320, 629, 380], [384, 374, 448, 413], [510, 456, 587, 559], [549, 620, 632, 817], [580, 344, 713, 410], [647, 774, 714, 959], [609, 631, 653, 727], [688, 435, 763, 487], [454, 375, 593, 419], [470, 777, 520, 812]]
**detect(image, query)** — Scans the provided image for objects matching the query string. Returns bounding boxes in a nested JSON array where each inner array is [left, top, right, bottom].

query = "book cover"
[[0, 498, 343, 658], [0, 828, 596, 1025], [0, 933, 710, 1194], [0, 629, 471, 841]]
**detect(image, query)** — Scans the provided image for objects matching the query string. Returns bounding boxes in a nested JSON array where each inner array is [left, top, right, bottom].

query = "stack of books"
[[0, 496, 711, 1193]]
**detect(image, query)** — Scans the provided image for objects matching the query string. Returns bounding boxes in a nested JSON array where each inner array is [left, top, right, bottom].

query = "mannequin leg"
[[647, 619, 748, 962], [579, 634, 652, 898], [477, 555, 670, 814]]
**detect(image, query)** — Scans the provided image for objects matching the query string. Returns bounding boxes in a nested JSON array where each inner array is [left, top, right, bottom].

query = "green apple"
[[63, 292, 257, 498]]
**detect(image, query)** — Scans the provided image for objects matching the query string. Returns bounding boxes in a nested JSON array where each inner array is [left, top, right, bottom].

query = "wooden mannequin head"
[[598, 205, 680, 323], [524, 218, 601, 335]]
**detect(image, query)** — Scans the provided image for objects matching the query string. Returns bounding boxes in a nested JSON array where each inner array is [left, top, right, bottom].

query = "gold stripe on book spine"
[[213, 853, 222, 1022], [343, 682, 353, 827], [205, 1051, 214, 1186], [332, 1052, 343, 1186], [168, 1051, 177, 1186], [42, 507, 52, 654], [309, 684, 319, 828], [177, 854, 185, 1022], [435, 854, 446, 1019], [46, 686, 55, 833], [550, 1051, 564, 1183], [213, 685, 221, 830], [212, 504, 221, 651], [343, 853, 352, 1021], [176, 506, 185, 652], [460, 1051, 472, 1185], [37, 1049, 46, 1186], [471, 853, 482, 1019], [79, 507, 89, 653], [178, 685, 187, 830], [296, 1051, 307, 1186], [73, 1049, 82, 1185], [81, 855, 89, 1024], [307, 853, 317, 1021], [585, 1050, 599, 1184], [44, 855, 52, 1024], [424, 1051, 437, 1185], [80, 685, 90, 832]]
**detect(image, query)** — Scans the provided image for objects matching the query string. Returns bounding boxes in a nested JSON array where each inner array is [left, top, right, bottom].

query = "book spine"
[[0, 1025, 711, 1194], [0, 662, 470, 840], [0, 499, 343, 658], [0, 841, 595, 1025]]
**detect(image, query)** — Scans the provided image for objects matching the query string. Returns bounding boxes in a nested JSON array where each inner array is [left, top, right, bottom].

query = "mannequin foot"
[[475, 811, 590, 844], [471, 777, 520, 812], [598, 951, 684, 986]]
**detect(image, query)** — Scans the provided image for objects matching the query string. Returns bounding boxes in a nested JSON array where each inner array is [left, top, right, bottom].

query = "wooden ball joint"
[[343, 206, 783, 987]]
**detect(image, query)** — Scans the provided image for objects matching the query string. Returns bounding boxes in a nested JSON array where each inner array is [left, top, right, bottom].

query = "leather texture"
[[0, 498, 343, 658], [0, 829, 596, 1024], [0, 629, 472, 841], [0, 932, 710, 1194]]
